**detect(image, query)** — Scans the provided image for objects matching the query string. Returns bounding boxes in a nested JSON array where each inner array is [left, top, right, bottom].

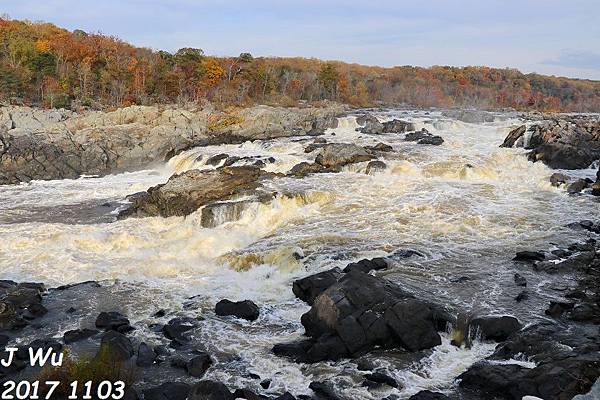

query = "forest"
[[1, 17, 600, 112]]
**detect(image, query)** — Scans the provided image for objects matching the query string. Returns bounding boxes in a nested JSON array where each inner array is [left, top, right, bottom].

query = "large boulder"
[[215, 299, 260, 321], [118, 166, 265, 218], [357, 117, 415, 135], [275, 270, 447, 363], [469, 316, 521, 341], [292, 268, 343, 305], [314, 143, 375, 168]]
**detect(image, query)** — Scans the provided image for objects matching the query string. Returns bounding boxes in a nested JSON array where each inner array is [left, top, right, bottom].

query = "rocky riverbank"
[[0, 103, 344, 185]]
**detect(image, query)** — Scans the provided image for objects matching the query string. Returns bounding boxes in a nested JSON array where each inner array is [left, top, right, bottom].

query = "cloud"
[[543, 50, 600, 70]]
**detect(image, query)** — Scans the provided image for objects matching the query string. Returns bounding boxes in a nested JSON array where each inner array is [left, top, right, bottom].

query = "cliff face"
[[0, 103, 344, 184]]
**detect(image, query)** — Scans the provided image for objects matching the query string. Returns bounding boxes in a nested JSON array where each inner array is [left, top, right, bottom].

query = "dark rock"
[[260, 379, 271, 389], [206, 153, 229, 166], [136, 342, 157, 367], [408, 391, 450, 400], [550, 172, 570, 187], [567, 178, 590, 194], [309, 381, 343, 400], [22, 303, 48, 319], [188, 380, 234, 400], [292, 268, 343, 305], [143, 383, 190, 400], [343, 258, 388, 274], [215, 299, 259, 321], [545, 301, 575, 318], [99, 331, 134, 361], [382, 119, 415, 133], [187, 352, 213, 378], [153, 309, 167, 318], [365, 160, 387, 174], [469, 316, 521, 341], [274, 393, 296, 400], [161, 317, 196, 341], [0, 334, 8, 347], [513, 251, 545, 262], [95, 311, 132, 333], [500, 125, 526, 148], [365, 142, 393, 152], [442, 109, 495, 124], [364, 372, 398, 388], [63, 328, 99, 344], [418, 135, 444, 145], [404, 129, 444, 145], [514, 273, 527, 287], [233, 389, 261, 400], [515, 291, 529, 302], [287, 161, 326, 177]]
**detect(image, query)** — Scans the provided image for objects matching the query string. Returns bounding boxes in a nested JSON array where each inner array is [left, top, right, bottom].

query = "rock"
[[357, 117, 384, 134], [314, 143, 375, 168], [513, 251, 545, 262], [206, 153, 229, 166], [118, 166, 265, 218], [442, 109, 495, 124], [161, 317, 196, 341], [404, 129, 444, 145], [287, 161, 326, 177], [0, 301, 22, 330], [277, 270, 446, 363], [364, 372, 398, 388], [408, 391, 450, 400], [308, 381, 344, 400], [95, 311, 133, 333], [260, 379, 271, 389], [215, 299, 260, 321], [500, 125, 526, 148], [232, 389, 261, 400], [343, 258, 388, 274], [136, 342, 157, 367], [573, 378, 600, 399], [99, 331, 134, 361], [550, 172, 570, 187], [292, 268, 343, 305], [545, 301, 575, 318], [188, 380, 234, 400], [382, 119, 415, 133], [469, 316, 521, 341], [0, 104, 344, 185], [0, 334, 8, 347], [514, 273, 527, 287], [274, 393, 296, 400], [63, 328, 99, 344], [567, 179, 590, 194], [365, 160, 387, 174], [515, 290, 529, 302], [143, 383, 191, 400], [365, 142, 393, 152], [187, 352, 213, 377], [418, 135, 444, 145], [523, 116, 600, 169]]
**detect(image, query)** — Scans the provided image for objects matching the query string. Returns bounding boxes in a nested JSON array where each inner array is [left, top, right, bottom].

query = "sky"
[[3, 0, 600, 80]]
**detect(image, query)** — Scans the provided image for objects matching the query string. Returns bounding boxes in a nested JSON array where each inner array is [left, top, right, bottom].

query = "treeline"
[[1, 17, 600, 112]]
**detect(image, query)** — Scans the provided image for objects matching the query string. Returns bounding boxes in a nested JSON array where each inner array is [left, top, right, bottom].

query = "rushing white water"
[[0, 109, 598, 398]]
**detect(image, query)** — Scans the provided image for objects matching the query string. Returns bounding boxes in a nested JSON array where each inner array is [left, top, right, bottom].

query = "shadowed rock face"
[[0, 104, 344, 184], [500, 116, 600, 169], [118, 166, 266, 218]]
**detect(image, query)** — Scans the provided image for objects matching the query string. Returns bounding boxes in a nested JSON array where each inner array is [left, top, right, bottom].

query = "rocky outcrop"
[[0, 103, 344, 184], [500, 116, 600, 169], [355, 114, 415, 135], [273, 269, 448, 363], [314, 143, 375, 168], [118, 166, 267, 218], [405, 129, 444, 145], [441, 109, 495, 124]]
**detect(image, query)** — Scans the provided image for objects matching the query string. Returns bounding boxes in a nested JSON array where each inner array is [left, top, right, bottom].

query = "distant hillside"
[[1, 18, 599, 112]]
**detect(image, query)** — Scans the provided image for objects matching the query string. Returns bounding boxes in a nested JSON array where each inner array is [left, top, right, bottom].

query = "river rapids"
[[0, 109, 597, 399]]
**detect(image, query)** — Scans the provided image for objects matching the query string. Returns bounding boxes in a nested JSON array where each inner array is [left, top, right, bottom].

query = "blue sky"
[[3, 0, 600, 80]]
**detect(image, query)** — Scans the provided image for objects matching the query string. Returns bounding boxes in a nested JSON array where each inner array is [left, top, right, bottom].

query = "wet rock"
[[309, 381, 344, 400], [382, 119, 415, 133], [545, 301, 575, 318], [287, 161, 327, 177], [206, 153, 229, 166], [408, 391, 450, 400], [500, 125, 527, 148], [136, 342, 157, 367], [515, 290, 529, 302], [573, 378, 600, 399], [0, 334, 8, 347], [278, 270, 446, 363], [292, 268, 343, 305], [364, 372, 399, 388], [274, 393, 296, 400], [513, 251, 545, 262], [63, 328, 99, 344], [343, 258, 388, 274], [188, 380, 234, 400], [0, 301, 23, 330], [404, 129, 444, 145], [187, 352, 213, 377], [514, 273, 527, 287], [365, 160, 387, 174], [469, 316, 521, 341], [522, 116, 600, 169], [260, 379, 271, 389], [118, 166, 265, 218], [314, 143, 375, 168], [418, 135, 444, 145], [356, 114, 379, 127], [357, 117, 384, 134], [215, 299, 260, 321], [233, 388, 261, 400], [567, 178, 590, 194], [550, 172, 570, 187], [99, 331, 134, 361], [95, 311, 133, 333], [161, 317, 196, 341], [365, 142, 393, 152], [442, 109, 495, 124], [143, 382, 190, 400]]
